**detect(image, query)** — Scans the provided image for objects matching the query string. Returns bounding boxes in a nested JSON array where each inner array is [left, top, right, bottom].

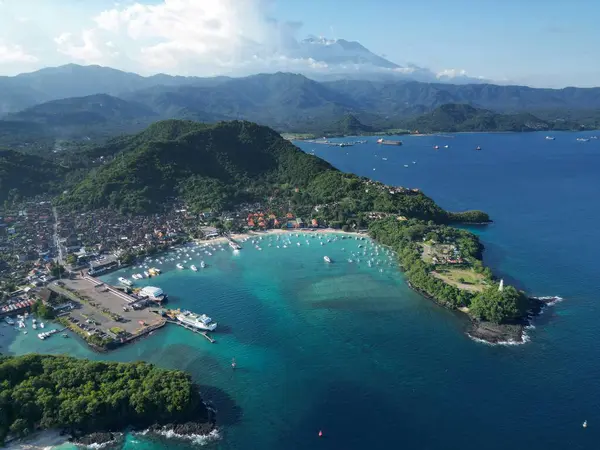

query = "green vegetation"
[[470, 286, 530, 324], [404, 104, 552, 133], [369, 217, 528, 323], [0, 149, 66, 203], [0, 354, 211, 443], [59, 120, 333, 214], [30, 299, 55, 320]]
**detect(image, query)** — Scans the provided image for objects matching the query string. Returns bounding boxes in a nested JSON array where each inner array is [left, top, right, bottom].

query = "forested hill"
[[404, 104, 552, 132], [60, 119, 488, 226], [61, 120, 334, 213], [0, 354, 212, 443], [0, 149, 67, 202]]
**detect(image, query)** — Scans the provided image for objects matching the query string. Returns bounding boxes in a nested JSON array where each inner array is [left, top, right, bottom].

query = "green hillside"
[[405, 103, 552, 132]]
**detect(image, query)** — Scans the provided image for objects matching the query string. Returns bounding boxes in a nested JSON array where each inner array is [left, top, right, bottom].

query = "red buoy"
[[318, 430, 323, 437]]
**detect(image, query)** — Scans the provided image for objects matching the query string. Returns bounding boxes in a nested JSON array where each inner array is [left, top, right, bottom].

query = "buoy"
[[318, 430, 323, 437]]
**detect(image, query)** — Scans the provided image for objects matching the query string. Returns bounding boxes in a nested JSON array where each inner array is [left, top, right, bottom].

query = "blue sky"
[[0, 0, 597, 87]]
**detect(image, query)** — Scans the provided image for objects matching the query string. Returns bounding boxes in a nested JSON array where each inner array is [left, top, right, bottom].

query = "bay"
[[3, 131, 600, 449]]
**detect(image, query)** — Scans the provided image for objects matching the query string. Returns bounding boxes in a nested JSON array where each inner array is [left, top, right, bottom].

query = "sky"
[[0, 0, 598, 87]]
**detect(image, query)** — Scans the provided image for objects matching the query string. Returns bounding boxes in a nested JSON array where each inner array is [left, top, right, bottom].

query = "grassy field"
[[432, 267, 488, 293]]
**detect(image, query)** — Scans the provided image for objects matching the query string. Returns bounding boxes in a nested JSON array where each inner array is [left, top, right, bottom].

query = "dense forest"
[[369, 217, 530, 323], [0, 354, 212, 444]]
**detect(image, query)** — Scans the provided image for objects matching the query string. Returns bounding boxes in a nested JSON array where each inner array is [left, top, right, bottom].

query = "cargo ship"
[[376, 138, 403, 146]]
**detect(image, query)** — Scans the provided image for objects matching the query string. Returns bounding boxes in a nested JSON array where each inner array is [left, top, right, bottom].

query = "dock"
[[166, 319, 216, 343]]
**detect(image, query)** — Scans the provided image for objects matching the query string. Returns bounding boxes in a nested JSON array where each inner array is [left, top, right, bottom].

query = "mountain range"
[[1, 66, 600, 144]]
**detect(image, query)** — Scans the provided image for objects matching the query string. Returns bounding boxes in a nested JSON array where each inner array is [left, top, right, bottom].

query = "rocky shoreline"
[[467, 296, 563, 344], [407, 280, 561, 344]]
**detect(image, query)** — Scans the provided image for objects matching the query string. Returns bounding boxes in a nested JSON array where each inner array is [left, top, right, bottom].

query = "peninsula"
[[1, 119, 540, 344]]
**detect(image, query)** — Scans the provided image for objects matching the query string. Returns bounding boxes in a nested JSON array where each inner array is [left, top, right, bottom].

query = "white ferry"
[[177, 311, 218, 331], [191, 265, 198, 272], [118, 277, 133, 287]]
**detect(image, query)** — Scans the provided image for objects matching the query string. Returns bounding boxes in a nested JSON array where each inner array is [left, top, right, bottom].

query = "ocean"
[[3, 131, 600, 449]]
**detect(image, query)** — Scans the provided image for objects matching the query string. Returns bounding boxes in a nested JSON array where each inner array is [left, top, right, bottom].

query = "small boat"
[[324, 256, 332, 263], [32, 323, 37, 330], [545, 136, 555, 140], [62, 333, 69, 338], [583, 420, 587, 428], [176, 263, 184, 270], [475, 146, 482, 151], [231, 358, 237, 369], [444, 145, 449, 148], [191, 265, 198, 272], [433, 145, 439, 150], [404, 164, 409, 168], [118, 277, 133, 286], [200, 261, 206, 268], [576, 138, 589, 142], [39, 322, 44, 329]]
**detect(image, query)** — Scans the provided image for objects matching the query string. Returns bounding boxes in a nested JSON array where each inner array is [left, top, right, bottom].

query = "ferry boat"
[[5, 317, 15, 325], [118, 277, 133, 287], [545, 136, 555, 140], [324, 256, 332, 263], [191, 265, 198, 272], [377, 138, 402, 146], [177, 311, 218, 331], [176, 263, 184, 270]]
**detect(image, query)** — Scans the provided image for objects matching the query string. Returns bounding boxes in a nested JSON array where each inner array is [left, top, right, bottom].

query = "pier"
[[166, 319, 216, 343]]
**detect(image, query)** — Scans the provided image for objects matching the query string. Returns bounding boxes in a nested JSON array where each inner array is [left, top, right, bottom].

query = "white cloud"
[[55, 29, 118, 65], [54, 0, 306, 75], [0, 40, 37, 64]]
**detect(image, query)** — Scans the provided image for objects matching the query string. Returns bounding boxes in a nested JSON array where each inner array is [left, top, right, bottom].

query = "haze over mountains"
[[1, 63, 600, 143]]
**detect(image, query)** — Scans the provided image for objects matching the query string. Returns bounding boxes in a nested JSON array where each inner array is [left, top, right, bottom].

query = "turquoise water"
[[4, 131, 600, 449]]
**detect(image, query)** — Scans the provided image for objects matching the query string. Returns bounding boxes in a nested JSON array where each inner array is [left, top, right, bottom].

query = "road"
[[52, 205, 64, 266]]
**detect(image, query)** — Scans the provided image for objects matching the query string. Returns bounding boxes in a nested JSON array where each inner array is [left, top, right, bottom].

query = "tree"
[[65, 253, 77, 265]]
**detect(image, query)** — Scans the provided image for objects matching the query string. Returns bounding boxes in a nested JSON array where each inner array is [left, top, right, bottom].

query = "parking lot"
[[50, 277, 164, 340]]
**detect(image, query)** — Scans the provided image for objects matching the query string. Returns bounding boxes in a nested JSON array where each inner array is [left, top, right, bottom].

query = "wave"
[[467, 331, 530, 346], [135, 427, 221, 446]]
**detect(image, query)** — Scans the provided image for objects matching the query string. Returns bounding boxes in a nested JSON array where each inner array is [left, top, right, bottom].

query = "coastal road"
[[52, 205, 64, 266]]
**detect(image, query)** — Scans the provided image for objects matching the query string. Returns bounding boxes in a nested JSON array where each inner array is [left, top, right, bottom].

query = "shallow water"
[[4, 131, 600, 449]]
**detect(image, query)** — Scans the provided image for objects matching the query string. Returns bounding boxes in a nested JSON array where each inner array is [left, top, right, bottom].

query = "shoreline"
[[194, 227, 365, 247]]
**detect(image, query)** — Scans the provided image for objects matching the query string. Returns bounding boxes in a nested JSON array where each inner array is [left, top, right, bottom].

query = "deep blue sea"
[[3, 131, 600, 450]]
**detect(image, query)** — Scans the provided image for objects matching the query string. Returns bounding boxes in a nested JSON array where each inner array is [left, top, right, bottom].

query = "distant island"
[[0, 354, 214, 446]]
